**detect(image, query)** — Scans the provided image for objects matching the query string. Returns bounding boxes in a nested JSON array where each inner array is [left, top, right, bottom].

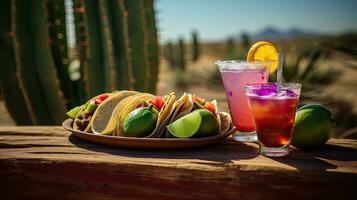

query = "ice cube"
[[252, 83, 278, 96], [277, 89, 298, 98]]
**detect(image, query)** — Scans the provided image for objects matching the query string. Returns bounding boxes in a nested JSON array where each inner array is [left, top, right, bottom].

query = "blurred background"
[[0, 0, 356, 139]]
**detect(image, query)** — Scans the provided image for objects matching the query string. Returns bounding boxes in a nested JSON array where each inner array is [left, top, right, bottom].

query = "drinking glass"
[[245, 82, 301, 157], [216, 60, 270, 142]]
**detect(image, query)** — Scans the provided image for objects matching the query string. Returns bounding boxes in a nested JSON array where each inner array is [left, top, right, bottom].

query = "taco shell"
[[211, 100, 221, 132], [219, 111, 233, 134], [146, 92, 176, 138], [91, 91, 138, 135], [73, 93, 110, 132], [116, 93, 155, 136], [164, 93, 194, 137]]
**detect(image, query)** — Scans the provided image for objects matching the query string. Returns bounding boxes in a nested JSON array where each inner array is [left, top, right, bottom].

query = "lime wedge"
[[167, 109, 219, 138], [66, 106, 81, 119], [194, 109, 220, 137], [167, 111, 202, 138]]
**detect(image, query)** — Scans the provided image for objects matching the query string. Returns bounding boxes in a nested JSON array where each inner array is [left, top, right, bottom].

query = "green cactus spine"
[[192, 31, 200, 62]]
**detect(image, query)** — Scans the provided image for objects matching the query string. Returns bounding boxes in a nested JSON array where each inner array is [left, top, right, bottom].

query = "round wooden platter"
[[62, 118, 235, 150]]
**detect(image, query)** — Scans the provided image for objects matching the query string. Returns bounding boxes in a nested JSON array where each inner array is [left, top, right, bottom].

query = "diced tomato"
[[149, 96, 164, 110], [94, 98, 102, 105], [92, 94, 109, 105], [204, 102, 216, 113], [98, 94, 109, 101], [193, 95, 205, 105]]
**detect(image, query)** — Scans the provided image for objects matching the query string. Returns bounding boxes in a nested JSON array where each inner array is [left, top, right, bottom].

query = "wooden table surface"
[[0, 126, 356, 200]]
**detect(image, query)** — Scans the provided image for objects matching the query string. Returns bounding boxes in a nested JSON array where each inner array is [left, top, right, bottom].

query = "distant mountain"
[[239, 27, 320, 41]]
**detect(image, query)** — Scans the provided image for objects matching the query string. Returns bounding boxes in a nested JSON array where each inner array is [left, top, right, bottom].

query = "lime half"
[[167, 109, 219, 138], [167, 111, 202, 138]]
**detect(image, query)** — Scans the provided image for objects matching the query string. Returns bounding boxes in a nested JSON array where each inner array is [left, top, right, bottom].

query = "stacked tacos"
[[69, 91, 139, 132], [67, 90, 233, 138]]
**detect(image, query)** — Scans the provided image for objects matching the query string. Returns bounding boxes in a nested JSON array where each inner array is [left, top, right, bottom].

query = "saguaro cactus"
[[0, 0, 159, 125], [47, 0, 79, 108], [191, 31, 200, 62], [0, 0, 67, 125], [241, 32, 251, 51], [226, 37, 235, 59], [143, 0, 159, 93], [0, 0, 34, 124], [178, 38, 186, 70], [164, 41, 175, 68]]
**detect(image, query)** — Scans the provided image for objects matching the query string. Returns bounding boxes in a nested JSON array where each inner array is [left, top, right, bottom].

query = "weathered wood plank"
[[0, 126, 356, 200]]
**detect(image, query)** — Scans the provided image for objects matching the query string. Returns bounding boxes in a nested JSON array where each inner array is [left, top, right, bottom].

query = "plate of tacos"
[[62, 90, 235, 150]]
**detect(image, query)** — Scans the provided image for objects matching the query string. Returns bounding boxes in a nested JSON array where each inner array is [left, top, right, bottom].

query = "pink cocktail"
[[216, 61, 270, 142]]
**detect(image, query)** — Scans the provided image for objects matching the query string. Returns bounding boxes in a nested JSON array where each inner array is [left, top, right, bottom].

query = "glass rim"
[[215, 60, 275, 66], [245, 82, 302, 90], [245, 82, 302, 99]]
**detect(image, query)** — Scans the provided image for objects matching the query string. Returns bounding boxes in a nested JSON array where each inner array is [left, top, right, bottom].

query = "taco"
[[71, 93, 111, 132], [114, 93, 155, 136], [146, 92, 176, 138], [114, 92, 176, 137], [164, 94, 227, 138], [91, 91, 139, 135], [192, 95, 221, 127], [164, 93, 194, 137], [219, 112, 233, 134]]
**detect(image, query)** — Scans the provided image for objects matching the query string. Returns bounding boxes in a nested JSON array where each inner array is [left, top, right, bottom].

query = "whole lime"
[[123, 105, 158, 137], [291, 104, 335, 149], [167, 109, 219, 138]]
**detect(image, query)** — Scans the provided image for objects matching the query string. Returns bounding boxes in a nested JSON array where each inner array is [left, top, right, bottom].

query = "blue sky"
[[156, 0, 357, 42]]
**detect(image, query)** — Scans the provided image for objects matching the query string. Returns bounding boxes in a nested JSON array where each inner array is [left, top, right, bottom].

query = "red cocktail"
[[245, 83, 301, 157]]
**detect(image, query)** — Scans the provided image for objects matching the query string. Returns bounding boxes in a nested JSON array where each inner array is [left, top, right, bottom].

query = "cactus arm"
[[83, 0, 106, 96], [98, 0, 115, 91], [46, 0, 78, 108], [72, 0, 90, 100], [106, 0, 134, 90], [72, 0, 88, 94], [143, 0, 159, 94], [165, 41, 175, 67], [124, 0, 149, 91], [0, 0, 34, 124], [14, 0, 53, 124], [73, 0, 105, 97], [29, 0, 67, 124]]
